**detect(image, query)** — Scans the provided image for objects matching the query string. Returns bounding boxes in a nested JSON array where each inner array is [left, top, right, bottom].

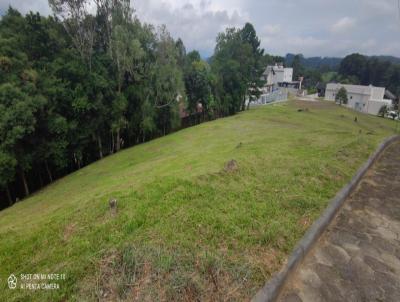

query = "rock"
[[224, 160, 238, 172], [298, 108, 309, 112], [109, 198, 117, 215]]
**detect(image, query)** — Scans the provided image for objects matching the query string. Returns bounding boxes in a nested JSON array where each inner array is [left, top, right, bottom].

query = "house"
[[325, 83, 392, 115], [260, 64, 302, 93], [262, 64, 293, 92], [254, 64, 301, 105]]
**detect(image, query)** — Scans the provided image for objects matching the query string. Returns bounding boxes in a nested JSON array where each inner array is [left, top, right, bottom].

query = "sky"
[[1, 0, 400, 58]]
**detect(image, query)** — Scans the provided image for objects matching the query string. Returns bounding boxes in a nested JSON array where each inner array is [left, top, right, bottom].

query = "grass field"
[[0, 100, 397, 301]]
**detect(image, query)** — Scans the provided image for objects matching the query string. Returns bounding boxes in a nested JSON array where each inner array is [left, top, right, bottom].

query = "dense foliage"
[[338, 53, 400, 97], [284, 53, 400, 101], [0, 3, 266, 208]]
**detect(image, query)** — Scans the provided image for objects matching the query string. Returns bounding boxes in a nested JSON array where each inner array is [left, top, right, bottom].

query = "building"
[[325, 83, 392, 115], [260, 64, 302, 93], [262, 64, 293, 92], [253, 64, 301, 105]]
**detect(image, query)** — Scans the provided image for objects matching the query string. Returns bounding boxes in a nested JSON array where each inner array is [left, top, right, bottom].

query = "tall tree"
[[240, 23, 265, 109], [49, 0, 96, 70], [339, 53, 367, 84]]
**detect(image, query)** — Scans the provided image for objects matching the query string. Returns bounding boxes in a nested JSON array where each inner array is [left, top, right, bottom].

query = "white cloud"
[[262, 24, 281, 35], [134, 0, 248, 56], [331, 17, 356, 33]]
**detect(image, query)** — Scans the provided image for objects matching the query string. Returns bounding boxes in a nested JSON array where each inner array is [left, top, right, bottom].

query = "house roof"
[[263, 65, 292, 76], [326, 83, 385, 97], [326, 83, 369, 95]]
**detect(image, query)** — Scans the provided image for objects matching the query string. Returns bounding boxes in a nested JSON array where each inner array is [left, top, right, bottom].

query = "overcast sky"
[[1, 0, 400, 58]]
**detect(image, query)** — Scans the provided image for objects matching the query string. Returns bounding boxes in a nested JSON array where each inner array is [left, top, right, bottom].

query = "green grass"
[[0, 100, 397, 301]]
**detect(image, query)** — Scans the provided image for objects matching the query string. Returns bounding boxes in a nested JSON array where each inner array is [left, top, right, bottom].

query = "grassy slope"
[[0, 100, 397, 301]]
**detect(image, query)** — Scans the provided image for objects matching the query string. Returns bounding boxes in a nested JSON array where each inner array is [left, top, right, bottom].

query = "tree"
[[0, 150, 17, 205], [150, 26, 184, 135], [378, 105, 388, 118], [240, 23, 265, 110], [335, 87, 348, 105], [140, 98, 156, 142], [184, 55, 212, 114], [49, 0, 96, 70], [211, 23, 265, 114], [339, 53, 367, 84], [0, 83, 43, 197]]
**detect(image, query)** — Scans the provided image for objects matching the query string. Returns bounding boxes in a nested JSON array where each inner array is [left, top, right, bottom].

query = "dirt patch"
[[246, 247, 284, 280], [298, 215, 312, 230], [224, 160, 239, 173], [63, 223, 76, 242]]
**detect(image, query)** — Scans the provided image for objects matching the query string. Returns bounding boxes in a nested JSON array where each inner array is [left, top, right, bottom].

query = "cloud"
[[262, 24, 281, 35], [331, 17, 356, 33], [134, 0, 248, 56], [0, 0, 51, 15]]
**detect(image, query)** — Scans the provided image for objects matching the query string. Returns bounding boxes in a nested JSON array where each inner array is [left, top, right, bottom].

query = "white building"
[[325, 83, 392, 115], [252, 64, 301, 105], [261, 64, 295, 93]]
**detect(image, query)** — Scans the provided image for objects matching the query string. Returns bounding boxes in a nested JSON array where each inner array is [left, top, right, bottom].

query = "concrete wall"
[[283, 68, 293, 82], [325, 88, 336, 101], [265, 66, 293, 86], [371, 87, 385, 100], [367, 99, 392, 115], [347, 93, 370, 112]]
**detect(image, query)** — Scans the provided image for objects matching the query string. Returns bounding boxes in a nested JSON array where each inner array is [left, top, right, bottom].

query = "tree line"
[[0, 1, 267, 209], [287, 53, 400, 101], [338, 53, 400, 98]]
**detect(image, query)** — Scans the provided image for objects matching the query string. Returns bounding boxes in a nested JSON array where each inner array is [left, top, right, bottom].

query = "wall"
[[371, 87, 385, 100], [283, 69, 293, 82], [366, 100, 392, 115], [325, 88, 336, 101]]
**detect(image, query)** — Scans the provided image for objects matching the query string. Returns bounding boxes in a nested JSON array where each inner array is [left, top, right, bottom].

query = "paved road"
[[278, 140, 400, 302]]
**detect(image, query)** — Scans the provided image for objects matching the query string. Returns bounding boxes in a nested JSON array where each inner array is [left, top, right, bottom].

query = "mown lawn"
[[0, 100, 397, 301]]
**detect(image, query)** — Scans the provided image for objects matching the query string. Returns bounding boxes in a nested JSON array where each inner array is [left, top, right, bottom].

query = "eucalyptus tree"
[[48, 0, 96, 71], [151, 26, 184, 135]]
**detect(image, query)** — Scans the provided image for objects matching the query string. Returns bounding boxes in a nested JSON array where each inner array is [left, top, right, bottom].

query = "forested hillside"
[[0, 2, 266, 209]]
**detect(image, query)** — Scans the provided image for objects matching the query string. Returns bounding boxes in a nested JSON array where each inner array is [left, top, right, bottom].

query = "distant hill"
[[284, 54, 400, 70], [285, 54, 342, 70], [369, 55, 400, 65]]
